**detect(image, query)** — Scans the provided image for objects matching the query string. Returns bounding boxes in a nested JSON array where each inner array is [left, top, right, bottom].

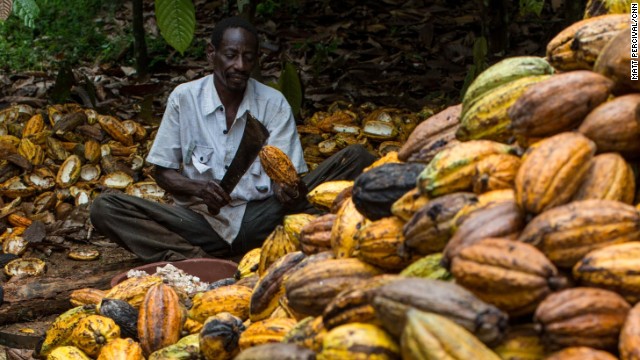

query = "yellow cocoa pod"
[[235, 247, 261, 280], [574, 242, 640, 304], [491, 324, 544, 360], [238, 318, 297, 351], [451, 238, 567, 316], [521, 199, 640, 268], [199, 312, 245, 360], [362, 151, 401, 172], [283, 316, 326, 352], [22, 113, 45, 138], [546, 347, 617, 360], [188, 284, 252, 323], [283, 213, 317, 248], [98, 115, 133, 146], [103, 275, 163, 309], [399, 253, 452, 281], [319, 323, 399, 360], [259, 145, 299, 187], [148, 333, 200, 360], [417, 140, 518, 197], [573, 152, 635, 204], [546, 14, 629, 71], [515, 132, 596, 215], [534, 287, 630, 351], [137, 283, 185, 356], [38, 305, 97, 358], [250, 251, 305, 322], [47, 346, 91, 360], [306, 180, 354, 211], [620, 302, 640, 360], [70, 315, 121, 357], [585, 0, 633, 18], [70, 288, 106, 307], [457, 75, 551, 142], [258, 225, 299, 276], [331, 197, 367, 258], [355, 216, 414, 271], [471, 154, 521, 194], [96, 337, 144, 360], [401, 309, 500, 360], [390, 187, 429, 222]]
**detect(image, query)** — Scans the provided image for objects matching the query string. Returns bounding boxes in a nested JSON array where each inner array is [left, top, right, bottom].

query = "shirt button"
[[200, 157, 204, 161], [224, 165, 229, 170]]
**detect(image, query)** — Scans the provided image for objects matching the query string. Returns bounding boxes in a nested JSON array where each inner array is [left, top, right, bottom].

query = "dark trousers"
[[90, 145, 376, 263]]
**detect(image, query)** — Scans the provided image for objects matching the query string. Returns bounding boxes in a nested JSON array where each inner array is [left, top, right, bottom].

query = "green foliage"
[[519, 0, 544, 16], [277, 62, 302, 117], [255, 0, 299, 17], [12, 0, 39, 27], [0, 0, 122, 71], [267, 62, 303, 118], [460, 36, 488, 99], [155, 0, 195, 54]]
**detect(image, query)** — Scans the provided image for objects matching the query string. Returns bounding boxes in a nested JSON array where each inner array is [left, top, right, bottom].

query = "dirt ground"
[[0, 231, 141, 357]]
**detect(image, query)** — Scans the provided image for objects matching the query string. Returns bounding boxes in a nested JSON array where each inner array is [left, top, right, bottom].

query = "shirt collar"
[[203, 75, 255, 117], [203, 75, 222, 115]]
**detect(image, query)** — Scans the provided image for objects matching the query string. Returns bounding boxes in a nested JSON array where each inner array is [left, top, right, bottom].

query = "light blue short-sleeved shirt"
[[146, 75, 307, 244]]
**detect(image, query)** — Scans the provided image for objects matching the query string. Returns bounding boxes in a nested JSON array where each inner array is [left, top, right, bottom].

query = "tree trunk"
[[132, 0, 148, 78], [0, 259, 143, 325]]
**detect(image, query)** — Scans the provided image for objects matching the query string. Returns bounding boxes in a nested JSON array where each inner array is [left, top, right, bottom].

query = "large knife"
[[219, 111, 270, 194]]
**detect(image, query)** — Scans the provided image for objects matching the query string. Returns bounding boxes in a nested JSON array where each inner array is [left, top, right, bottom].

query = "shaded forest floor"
[[1, 0, 574, 122]]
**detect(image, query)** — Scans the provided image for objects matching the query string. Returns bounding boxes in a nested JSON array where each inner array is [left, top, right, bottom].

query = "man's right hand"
[[198, 180, 231, 215]]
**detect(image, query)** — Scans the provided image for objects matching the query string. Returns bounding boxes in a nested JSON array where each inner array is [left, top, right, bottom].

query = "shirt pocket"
[[191, 145, 215, 175], [250, 160, 270, 194]]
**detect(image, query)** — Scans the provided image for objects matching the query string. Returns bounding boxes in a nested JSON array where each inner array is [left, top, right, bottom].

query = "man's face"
[[209, 27, 258, 94]]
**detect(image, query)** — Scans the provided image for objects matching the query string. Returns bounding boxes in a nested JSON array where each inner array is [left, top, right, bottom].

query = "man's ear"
[[206, 43, 215, 64]]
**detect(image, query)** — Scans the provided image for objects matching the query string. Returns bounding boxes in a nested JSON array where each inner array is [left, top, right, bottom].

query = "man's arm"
[[154, 166, 231, 214]]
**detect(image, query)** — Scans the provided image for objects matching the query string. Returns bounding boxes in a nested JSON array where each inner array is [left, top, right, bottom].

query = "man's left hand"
[[274, 180, 308, 208]]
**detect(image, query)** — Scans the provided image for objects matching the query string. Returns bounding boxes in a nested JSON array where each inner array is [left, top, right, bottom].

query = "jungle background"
[[0, 0, 585, 123]]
